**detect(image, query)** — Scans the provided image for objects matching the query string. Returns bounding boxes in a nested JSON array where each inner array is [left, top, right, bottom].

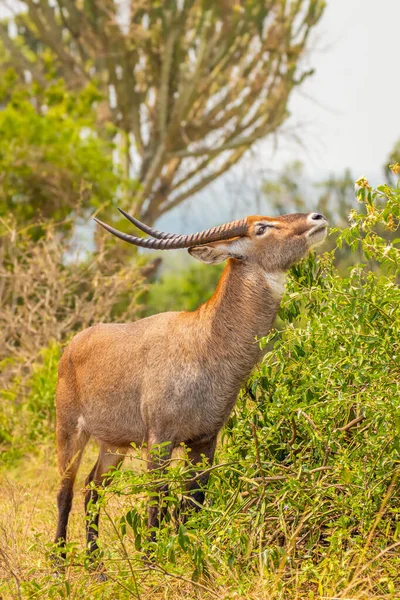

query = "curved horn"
[[93, 216, 249, 250], [118, 208, 175, 239]]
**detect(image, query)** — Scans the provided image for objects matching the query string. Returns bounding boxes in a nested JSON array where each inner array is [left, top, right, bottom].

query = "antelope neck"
[[198, 259, 285, 350]]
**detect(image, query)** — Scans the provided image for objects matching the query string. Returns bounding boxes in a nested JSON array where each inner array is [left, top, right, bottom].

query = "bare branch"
[[156, 146, 248, 219], [25, 0, 86, 86], [157, 15, 179, 139]]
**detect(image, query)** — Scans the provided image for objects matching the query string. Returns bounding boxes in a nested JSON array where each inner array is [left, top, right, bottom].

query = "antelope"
[[54, 209, 328, 567]]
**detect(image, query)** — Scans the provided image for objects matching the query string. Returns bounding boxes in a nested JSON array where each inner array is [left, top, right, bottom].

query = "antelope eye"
[[255, 224, 274, 235]]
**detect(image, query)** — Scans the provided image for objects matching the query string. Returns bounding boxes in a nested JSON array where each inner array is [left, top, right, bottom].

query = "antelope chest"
[[141, 356, 246, 442]]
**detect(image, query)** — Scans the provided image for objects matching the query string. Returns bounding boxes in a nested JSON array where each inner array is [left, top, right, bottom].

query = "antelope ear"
[[188, 239, 246, 265]]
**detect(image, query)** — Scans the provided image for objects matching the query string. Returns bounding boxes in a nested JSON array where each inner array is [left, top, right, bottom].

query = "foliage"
[[341, 176, 400, 273], [0, 0, 325, 222], [1, 177, 398, 598], [0, 342, 61, 465], [0, 82, 118, 235]]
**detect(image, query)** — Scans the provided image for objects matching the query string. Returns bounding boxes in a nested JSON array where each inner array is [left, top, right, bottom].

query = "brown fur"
[[54, 211, 327, 556]]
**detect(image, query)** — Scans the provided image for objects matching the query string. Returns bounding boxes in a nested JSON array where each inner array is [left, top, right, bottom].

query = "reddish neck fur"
[[194, 259, 282, 374]]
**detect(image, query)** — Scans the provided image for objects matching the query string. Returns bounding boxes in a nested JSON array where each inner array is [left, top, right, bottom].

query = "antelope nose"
[[311, 212, 327, 221]]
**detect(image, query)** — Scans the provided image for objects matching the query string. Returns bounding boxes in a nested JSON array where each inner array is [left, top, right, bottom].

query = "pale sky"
[[265, 0, 400, 182]]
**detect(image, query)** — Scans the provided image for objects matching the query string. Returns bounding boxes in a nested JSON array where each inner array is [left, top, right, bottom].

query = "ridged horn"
[[93, 214, 249, 250], [118, 208, 175, 239]]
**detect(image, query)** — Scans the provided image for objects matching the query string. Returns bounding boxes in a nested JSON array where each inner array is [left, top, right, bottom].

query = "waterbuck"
[[54, 209, 328, 564]]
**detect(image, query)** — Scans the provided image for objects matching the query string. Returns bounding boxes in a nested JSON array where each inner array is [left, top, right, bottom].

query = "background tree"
[[0, 0, 325, 223], [0, 80, 118, 237]]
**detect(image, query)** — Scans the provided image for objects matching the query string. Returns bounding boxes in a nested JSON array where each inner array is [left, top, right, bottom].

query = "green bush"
[[0, 343, 60, 465], [0, 81, 118, 236]]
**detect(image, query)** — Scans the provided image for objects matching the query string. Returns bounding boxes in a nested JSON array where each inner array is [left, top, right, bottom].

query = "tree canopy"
[[0, 0, 325, 222], [0, 81, 118, 235]]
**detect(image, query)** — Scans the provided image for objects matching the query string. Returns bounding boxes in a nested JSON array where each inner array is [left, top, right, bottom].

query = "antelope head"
[[94, 210, 328, 273]]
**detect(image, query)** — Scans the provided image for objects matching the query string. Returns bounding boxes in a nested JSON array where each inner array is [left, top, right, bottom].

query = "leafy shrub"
[[0, 82, 118, 236], [386, 142, 400, 182], [0, 342, 61, 464]]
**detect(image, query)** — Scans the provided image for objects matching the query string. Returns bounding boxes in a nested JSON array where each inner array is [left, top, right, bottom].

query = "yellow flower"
[[355, 176, 371, 189], [389, 163, 400, 175]]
